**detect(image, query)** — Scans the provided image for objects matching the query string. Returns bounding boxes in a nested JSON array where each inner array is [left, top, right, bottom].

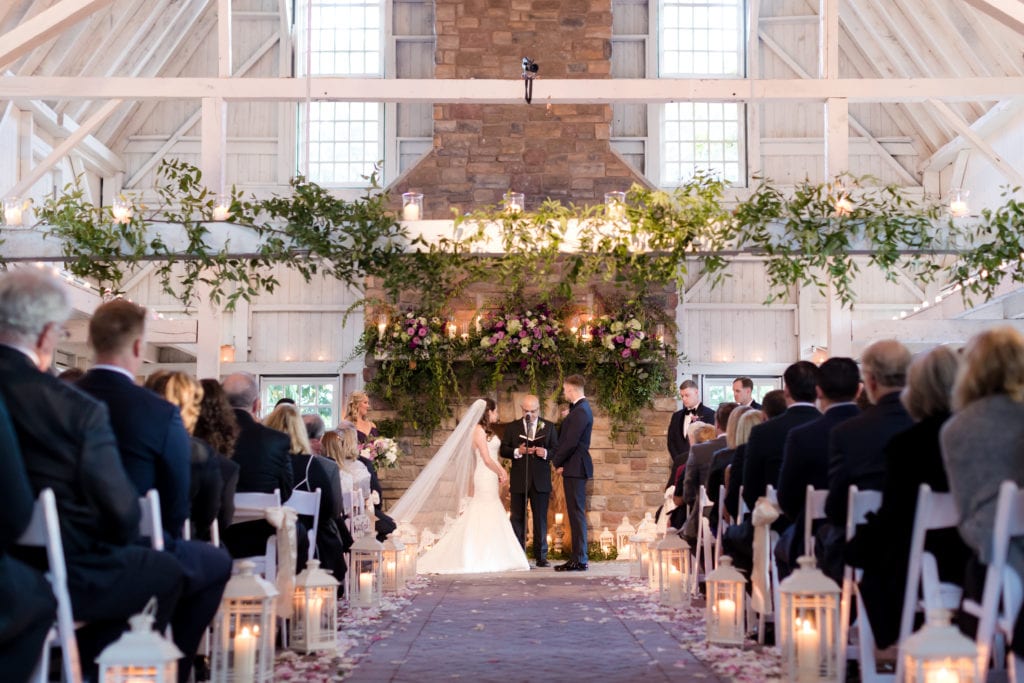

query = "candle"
[[4, 205, 22, 226], [386, 559, 396, 575], [446, 322, 457, 338], [308, 596, 323, 640], [546, 534, 552, 547], [555, 513, 564, 526], [927, 667, 960, 683], [402, 203, 420, 221], [233, 626, 257, 683], [796, 618, 819, 679], [212, 205, 231, 221], [475, 315, 482, 333], [377, 321, 387, 337], [949, 200, 968, 217], [358, 572, 373, 606], [656, 324, 665, 345], [669, 565, 683, 602], [717, 597, 736, 638]]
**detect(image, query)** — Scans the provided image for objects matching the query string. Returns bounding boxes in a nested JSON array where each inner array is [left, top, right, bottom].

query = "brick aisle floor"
[[345, 563, 724, 683]]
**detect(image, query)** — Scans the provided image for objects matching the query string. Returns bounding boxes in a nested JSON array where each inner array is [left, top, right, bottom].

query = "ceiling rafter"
[[0, 0, 54, 39], [758, 30, 919, 185], [10, 92, 124, 173], [912, 0, 996, 79], [927, 98, 1024, 186], [944, 1, 1024, 77], [962, 0, 1024, 35], [922, 97, 1024, 172], [0, 0, 117, 72]]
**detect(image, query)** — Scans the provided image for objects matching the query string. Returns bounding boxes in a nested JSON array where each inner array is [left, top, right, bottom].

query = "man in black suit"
[[500, 394, 558, 567], [0, 270, 183, 681], [221, 372, 294, 557], [78, 299, 232, 683], [722, 361, 821, 572], [774, 357, 860, 577], [732, 376, 762, 410], [666, 379, 715, 487], [676, 402, 737, 544], [0, 392, 56, 683], [819, 340, 913, 581], [552, 375, 594, 571]]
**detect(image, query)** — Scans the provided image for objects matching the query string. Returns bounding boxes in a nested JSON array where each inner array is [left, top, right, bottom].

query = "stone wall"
[[388, 0, 651, 215]]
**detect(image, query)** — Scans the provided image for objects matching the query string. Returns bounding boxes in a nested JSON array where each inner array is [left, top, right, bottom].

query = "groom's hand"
[[555, 467, 564, 474], [533, 447, 547, 459]]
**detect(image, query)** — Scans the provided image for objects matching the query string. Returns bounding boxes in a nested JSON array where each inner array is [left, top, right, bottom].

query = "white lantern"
[[397, 522, 418, 583], [599, 526, 614, 554], [647, 535, 662, 589], [97, 607, 182, 683], [290, 559, 339, 654], [604, 191, 626, 221], [902, 609, 979, 683], [778, 556, 841, 683], [349, 534, 384, 609], [636, 511, 657, 538], [3, 197, 26, 227], [211, 560, 278, 683], [615, 515, 635, 557], [504, 191, 524, 214], [381, 536, 406, 593], [655, 532, 690, 606], [706, 556, 745, 645]]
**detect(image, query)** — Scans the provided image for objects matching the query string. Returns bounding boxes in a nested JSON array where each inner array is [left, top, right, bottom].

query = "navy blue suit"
[[78, 367, 231, 682], [551, 398, 593, 563], [741, 404, 821, 511]]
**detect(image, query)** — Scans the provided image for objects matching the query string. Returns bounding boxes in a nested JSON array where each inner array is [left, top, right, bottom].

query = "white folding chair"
[[18, 488, 82, 683], [715, 483, 727, 563], [284, 488, 322, 562], [961, 480, 1024, 681], [692, 485, 715, 595], [804, 485, 829, 558], [231, 489, 282, 582], [838, 486, 888, 683], [138, 489, 164, 551], [894, 484, 963, 681]]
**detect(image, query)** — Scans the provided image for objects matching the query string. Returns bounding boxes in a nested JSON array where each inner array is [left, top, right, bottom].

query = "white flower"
[[507, 319, 522, 334], [603, 336, 616, 350], [629, 338, 642, 350], [481, 337, 492, 348], [610, 321, 625, 333], [627, 318, 642, 330]]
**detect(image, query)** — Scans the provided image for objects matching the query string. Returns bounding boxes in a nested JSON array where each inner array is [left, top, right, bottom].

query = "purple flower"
[[408, 340, 418, 349], [496, 331, 505, 339], [616, 335, 625, 344], [407, 327, 415, 335], [621, 348, 632, 358], [533, 329, 542, 338], [519, 330, 527, 338]]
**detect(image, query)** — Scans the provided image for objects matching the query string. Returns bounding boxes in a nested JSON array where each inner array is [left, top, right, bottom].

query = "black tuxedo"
[[846, 414, 970, 649], [551, 398, 593, 563], [667, 403, 716, 486], [0, 392, 56, 682], [78, 366, 232, 681], [500, 417, 558, 560], [0, 346, 183, 679], [741, 404, 821, 511]]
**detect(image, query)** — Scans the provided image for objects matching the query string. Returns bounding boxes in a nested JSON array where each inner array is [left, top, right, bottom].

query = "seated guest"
[[722, 409, 766, 522], [942, 327, 1024, 659], [324, 427, 372, 507], [678, 403, 737, 545], [264, 404, 348, 581], [820, 340, 913, 582], [707, 405, 754, 533], [0, 392, 56, 683], [146, 371, 225, 541], [0, 270, 182, 681], [760, 389, 787, 419], [78, 300, 232, 683], [847, 346, 969, 649], [668, 421, 715, 533], [193, 379, 241, 538], [332, 423, 396, 540], [220, 372, 294, 558], [56, 366, 85, 382], [303, 413, 326, 456], [775, 357, 861, 578]]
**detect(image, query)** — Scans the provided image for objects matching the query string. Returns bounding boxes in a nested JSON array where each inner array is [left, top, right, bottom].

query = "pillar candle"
[[717, 597, 736, 638], [796, 618, 819, 679], [358, 572, 373, 606], [402, 203, 420, 220], [234, 626, 257, 683]]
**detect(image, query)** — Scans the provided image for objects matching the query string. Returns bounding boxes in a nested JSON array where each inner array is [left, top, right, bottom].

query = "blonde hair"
[[322, 428, 360, 469], [735, 410, 765, 447], [145, 371, 204, 434], [691, 424, 717, 445], [901, 346, 959, 421], [263, 404, 312, 455], [953, 327, 1024, 411], [345, 390, 370, 421], [725, 405, 754, 449]]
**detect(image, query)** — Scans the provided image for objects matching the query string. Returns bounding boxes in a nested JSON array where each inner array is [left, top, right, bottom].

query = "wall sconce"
[[948, 189, 970, 218], [3, 197, 27, 226], [112, 197, 133, 224], [219, 344, 236, 364], [604, 191, 626, 221], [402, 192, 423, 221], [212, 194, 233, 221], [504, 191, 524, 214]]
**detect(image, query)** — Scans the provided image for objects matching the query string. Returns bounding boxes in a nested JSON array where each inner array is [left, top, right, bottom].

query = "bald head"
[[861, 339, 912, 404], [222, 372, 259, 414]]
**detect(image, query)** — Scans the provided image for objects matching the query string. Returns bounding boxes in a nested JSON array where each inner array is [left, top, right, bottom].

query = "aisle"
[[345, 563, 724, 683]]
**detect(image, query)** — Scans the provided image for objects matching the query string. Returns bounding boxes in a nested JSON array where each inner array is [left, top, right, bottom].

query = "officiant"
[[500, 394, 559, 567]]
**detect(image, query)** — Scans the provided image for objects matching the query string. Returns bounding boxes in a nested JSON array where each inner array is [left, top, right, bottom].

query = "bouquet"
[[359, 437, 402, 470], [587, 314, 647, 362], [473, 304, 563, 392], [376, 311, 451, 364]]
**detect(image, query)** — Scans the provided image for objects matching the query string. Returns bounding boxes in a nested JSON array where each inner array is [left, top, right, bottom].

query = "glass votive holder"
[[505, 192, 524, 214], [605, 191, 626, 221], [402, 192, 423, 221]]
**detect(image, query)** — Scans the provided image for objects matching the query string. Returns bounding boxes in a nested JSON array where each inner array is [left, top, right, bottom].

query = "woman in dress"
[[347, 390, 378, 444], [392, 398, 529, 574]]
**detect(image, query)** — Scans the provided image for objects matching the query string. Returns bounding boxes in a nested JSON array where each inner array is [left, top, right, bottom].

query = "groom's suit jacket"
[[499, 417, 558, 494], [551, 398, 593, 479]]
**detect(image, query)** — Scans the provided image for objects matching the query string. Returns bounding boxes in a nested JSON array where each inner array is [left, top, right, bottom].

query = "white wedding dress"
[[415, 434, 530, 574]]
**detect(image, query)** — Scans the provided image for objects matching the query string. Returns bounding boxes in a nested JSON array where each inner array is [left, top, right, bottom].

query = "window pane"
[[659, 0, 743, 77], [662, 101, 742, 185]]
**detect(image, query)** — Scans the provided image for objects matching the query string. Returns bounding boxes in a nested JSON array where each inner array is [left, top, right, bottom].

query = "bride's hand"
[[497, 470, 508, 484]]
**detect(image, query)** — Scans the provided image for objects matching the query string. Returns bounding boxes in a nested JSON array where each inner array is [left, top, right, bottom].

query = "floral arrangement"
[[377, 311, 451, 366], [587, 314, 648, 361], [359, 437, 402, 470], [473, 304, 563, 394]]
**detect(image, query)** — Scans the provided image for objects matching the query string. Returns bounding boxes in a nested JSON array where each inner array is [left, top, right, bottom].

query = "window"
[[260, 377, 340, 427], [296, 0, 385, 186], [656, 0, 745, 186], [700, 376, 780, 409]]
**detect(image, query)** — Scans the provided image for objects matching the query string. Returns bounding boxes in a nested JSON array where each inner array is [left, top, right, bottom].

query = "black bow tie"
[[684, 408, 700, 416]]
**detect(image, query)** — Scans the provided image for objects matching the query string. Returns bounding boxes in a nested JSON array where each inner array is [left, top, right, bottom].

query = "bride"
[[389, 398, 529, 574]]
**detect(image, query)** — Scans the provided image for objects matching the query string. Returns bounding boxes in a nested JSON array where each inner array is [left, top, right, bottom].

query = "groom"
[[551, 374, 594, 572], [500, 394, 558, 567]]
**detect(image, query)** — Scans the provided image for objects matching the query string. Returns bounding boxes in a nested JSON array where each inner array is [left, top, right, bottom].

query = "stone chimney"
[[389, 0, 651, 216]]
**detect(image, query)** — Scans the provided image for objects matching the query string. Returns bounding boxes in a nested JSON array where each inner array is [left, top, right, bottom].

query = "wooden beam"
[[927, 98, 1024, 187], [4, 98, 120, 199], [854, 318, 1024, 348], [819, 0, 839, 80], [4, 75, 1024, 103], [11, 94, 125, 172], [824, 97, 849, 178], [65, 317, 198, 345], [217, 0, 231, 77], [0, 0, 116, 71], [745, 0, 761, 179], [962, 0, 1024, 35], [921, 98, 1024, 173], [200, 97, 226, 194]]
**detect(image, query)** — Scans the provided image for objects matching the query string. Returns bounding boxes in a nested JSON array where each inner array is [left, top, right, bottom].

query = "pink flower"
[[406, 327, 415, 335], [621, 348, 632, 358], [418, 328, 427, 337]]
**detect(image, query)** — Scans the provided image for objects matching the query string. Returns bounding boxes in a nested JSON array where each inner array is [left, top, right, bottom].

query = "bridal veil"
[[388, 399, 486, 536]]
